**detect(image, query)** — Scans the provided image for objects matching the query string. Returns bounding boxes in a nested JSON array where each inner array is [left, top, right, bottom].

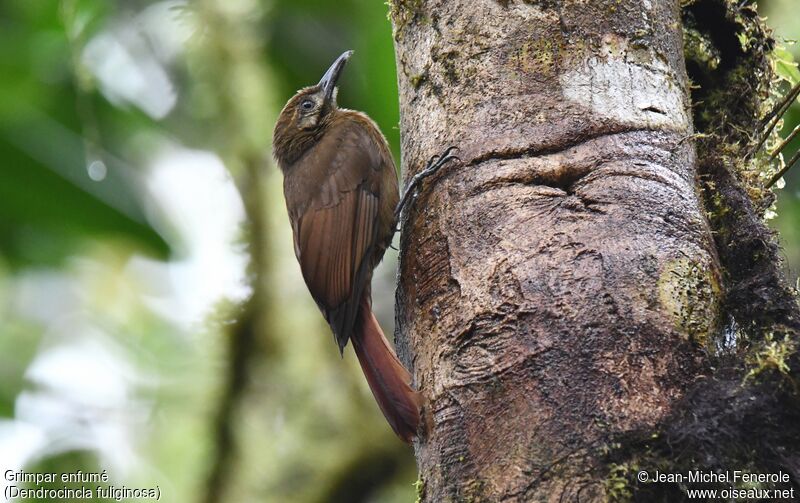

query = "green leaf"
[[774, 45, 800, 85]]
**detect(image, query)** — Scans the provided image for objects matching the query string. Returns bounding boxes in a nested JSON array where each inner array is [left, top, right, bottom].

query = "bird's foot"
[[394, 146, 460, 227]]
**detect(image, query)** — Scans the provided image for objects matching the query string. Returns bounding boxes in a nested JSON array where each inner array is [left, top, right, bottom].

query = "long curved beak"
[[318, 50, 353, 102]]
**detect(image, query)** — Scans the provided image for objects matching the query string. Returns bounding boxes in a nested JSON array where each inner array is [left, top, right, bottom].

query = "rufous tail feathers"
[[351, 296, 421, 442]]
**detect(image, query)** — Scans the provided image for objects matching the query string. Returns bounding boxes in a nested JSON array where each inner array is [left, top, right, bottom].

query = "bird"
[[272, 50, 457, 442]]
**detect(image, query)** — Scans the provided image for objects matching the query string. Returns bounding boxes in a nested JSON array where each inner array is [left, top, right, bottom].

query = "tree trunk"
[[388, 0, 800, 501]]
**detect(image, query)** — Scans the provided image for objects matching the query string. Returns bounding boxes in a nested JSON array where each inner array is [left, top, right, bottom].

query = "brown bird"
[[272, 51, 456, 442]]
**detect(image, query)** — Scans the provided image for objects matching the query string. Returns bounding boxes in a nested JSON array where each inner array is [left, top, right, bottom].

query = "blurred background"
[[0, 1, 797, 502]]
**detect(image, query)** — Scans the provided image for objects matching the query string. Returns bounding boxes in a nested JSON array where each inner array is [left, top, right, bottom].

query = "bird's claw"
[[395, 146, 460, 225]]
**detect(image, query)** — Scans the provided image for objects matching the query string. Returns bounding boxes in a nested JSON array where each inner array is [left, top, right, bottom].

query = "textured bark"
[[391, 0, 723, 500]]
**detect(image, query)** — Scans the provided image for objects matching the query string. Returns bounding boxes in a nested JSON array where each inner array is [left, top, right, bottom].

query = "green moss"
[[745, 332, 795, 380], [683, 0, 778, 215], [413, 477, 426, 503], [681, 0, 800, 351], [684, 27, 721, 71], [509, 35, 567, 78], [657, 258, 721, 346], [460, 478, 485, 503], [438, 49, 461, 83], [386, 0, 423, 41], [604, 463, 634, 502]]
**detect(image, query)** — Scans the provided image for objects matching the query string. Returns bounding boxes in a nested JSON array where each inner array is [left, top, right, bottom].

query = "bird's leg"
[[395, 146, 459, 227]]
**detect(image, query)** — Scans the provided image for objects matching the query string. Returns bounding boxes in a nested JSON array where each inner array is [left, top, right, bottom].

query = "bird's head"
[[273, 50, 353, 167]]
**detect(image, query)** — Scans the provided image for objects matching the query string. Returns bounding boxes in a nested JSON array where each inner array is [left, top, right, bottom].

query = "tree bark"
[[391, 0, 724, 500]]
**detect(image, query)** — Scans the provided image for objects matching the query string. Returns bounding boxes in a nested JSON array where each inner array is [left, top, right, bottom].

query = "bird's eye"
[[301, 99, 314, 110]]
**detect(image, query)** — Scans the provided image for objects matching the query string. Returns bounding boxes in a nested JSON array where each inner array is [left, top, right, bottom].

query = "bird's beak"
[[318, 50, 353, 102]]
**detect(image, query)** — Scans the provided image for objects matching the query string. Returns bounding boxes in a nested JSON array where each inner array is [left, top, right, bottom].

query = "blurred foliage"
[[0, 0, 413, 502], [761, 0, 800, 278], [0, 1, 798, 503], [0, 0, 169, 267]]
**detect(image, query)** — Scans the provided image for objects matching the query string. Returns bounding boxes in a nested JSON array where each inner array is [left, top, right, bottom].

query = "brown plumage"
[[272, 51, 420, 442]]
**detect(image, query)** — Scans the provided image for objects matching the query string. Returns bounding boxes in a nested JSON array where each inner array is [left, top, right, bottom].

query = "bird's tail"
[[351, 296, 421, 443]]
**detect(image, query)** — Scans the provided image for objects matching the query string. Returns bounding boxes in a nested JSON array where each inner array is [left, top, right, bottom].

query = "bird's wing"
[[293, 122, 386, 351]]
